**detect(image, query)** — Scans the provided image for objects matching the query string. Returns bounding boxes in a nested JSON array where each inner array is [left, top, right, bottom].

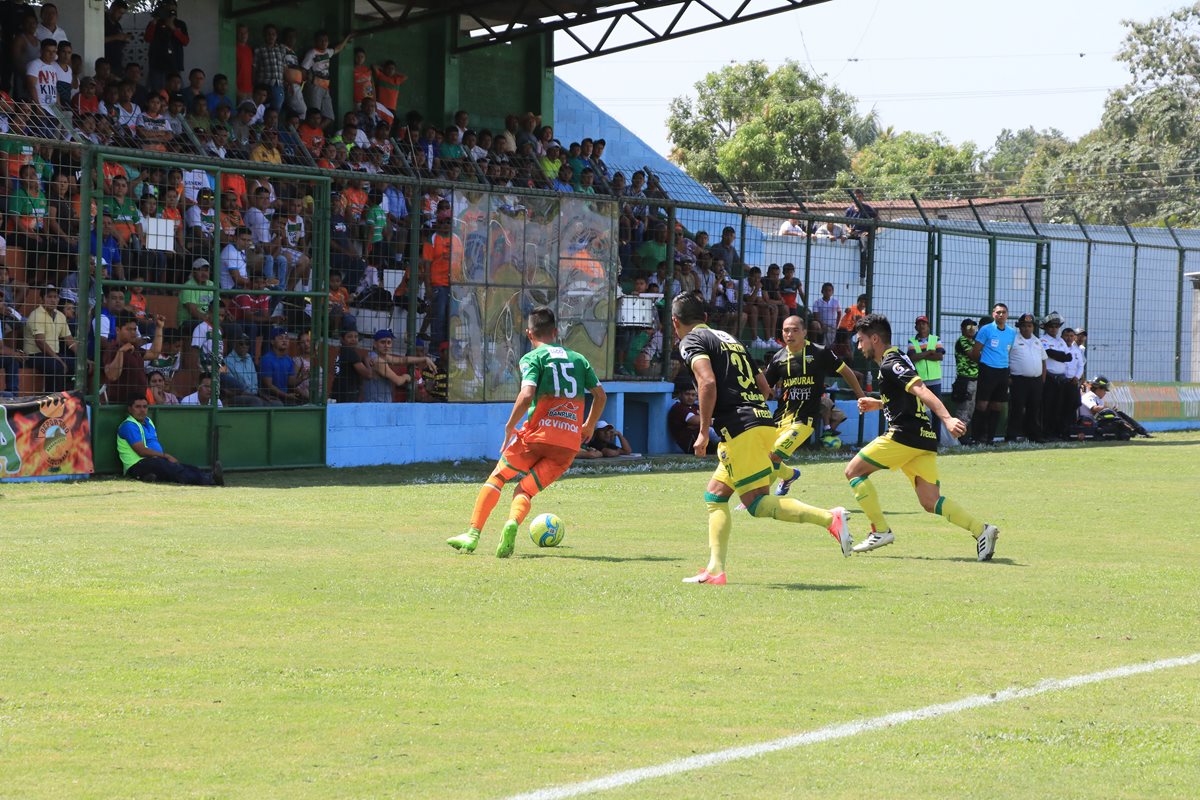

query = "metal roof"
[[339, 0, 837, 66]]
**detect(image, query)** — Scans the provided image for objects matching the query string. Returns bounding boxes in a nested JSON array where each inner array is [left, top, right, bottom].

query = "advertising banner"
[[0, 392, 94, 479]]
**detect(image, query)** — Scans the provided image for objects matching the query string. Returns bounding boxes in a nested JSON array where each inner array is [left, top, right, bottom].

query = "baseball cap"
[[374, 328, 394, 340], [238, 99, 256, 112], [1017, 313, 1035, 324], [915, 315, 929, 324], [270, 326, 289, 339], [1091, 375, 1111, 390], [192, 257, 211, 270], [596, 420, 613, 431], [1043, 311, 1064, 327], [960, 317, 978, 330]]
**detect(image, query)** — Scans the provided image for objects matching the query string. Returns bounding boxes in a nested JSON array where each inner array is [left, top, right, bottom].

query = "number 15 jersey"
[[679, 324, 773, 440], [519, 343, 600, 448]]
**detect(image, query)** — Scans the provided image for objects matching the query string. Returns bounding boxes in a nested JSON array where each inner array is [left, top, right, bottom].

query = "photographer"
[[144, 1, 189, 92]]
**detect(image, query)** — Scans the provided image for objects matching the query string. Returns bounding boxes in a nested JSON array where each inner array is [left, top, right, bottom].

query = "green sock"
[[748, 494, 833, 529], [935, 496, 985, 537], [849, 476, 889, 532], [704, 492, 732, 574]]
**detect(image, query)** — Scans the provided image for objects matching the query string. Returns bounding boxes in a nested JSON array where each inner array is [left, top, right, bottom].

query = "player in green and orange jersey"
[[448, 306, 606, 558]]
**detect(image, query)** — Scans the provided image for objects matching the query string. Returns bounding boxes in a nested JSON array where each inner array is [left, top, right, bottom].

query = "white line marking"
[[504, 652, 1200, 800]]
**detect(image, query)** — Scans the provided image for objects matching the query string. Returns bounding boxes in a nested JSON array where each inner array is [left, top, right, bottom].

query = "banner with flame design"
[[0, 392, 93, 478]]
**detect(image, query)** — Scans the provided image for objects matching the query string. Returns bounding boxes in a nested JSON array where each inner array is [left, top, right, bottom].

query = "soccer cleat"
[[976, 524, 999, 562], [496, 520, 519, 559], [774, 467, 802, 496], [682, 570, 726, 585], [852, 529, 895, 553], [447, 529, 481, 553], [827, 506, 854, 557]]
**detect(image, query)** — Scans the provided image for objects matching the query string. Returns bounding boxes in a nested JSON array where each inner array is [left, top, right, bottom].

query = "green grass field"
[[3, 433, 1199, 799]]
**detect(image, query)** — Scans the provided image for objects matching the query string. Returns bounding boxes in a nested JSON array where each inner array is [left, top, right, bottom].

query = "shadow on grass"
[[518, 552, 684, 563], [872, 555, 1026, 566], [765, 582, 864, 592]]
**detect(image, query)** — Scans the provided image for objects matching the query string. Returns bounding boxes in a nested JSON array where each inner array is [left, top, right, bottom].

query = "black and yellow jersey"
[[679, 324, 773, 440], [762, 343, 844, 426], [877, 346, 938, 451]]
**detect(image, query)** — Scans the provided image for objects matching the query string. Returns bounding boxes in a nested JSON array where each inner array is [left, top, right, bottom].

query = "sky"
[[555, 0, 1186, 159]]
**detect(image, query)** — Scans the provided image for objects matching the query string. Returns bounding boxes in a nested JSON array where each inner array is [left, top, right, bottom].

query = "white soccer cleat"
[[852, 529, 895, 553], [977, 524, 999, 562]]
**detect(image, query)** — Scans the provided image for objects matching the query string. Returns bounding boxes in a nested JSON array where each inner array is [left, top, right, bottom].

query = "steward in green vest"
[[116, 396, 223, 485], [906, 315, 947, 441]]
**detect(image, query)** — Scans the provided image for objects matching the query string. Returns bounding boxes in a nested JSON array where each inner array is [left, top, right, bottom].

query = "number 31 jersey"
[[519, 343, 600, 448], [679, 324, 773, 440]]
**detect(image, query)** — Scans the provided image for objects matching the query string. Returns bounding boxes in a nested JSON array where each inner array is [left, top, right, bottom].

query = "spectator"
[[101, 312, 165, 405], [591, 138, 610, 181], [668, 381, 718, 455], [811, 282, 841, 347], [26, 38, 60, 111], [232, 274, 275, 354], [293, 330, 313, 403], [838, 293, 867, 335], [1039, 313, 1074, 440], [845, 189, 878, 280], [224, 332, 275, 405], [244, 187, 286, 288], [1079, 376, 1150, 439], [54, 39, 75, 107], [952, 318, 980, 444], [117, 395, 222, 485], [0, 295, 27, 399], [98, 285, 127, 341], [146, 370, 179, 405], [1069, 328, 1086, 388], [22, 286, 76, 392], [420, 210, 461, 351], [104, 1, 131, 72], [551, 163, 574, 193], [252, 24, 287, 111], [234, 24, 253, 100], [181, 374, 220, 406], [707, 226, 740, 279], [969, 302, 1016, 446], [205, 74, 232, 115], [327, 270, 353, 334], [181, 67, 205, 111], [741, 266, 775, 348], [260, 326, 300, 404], [219, 226, 253, 290], [907, 315, 946, 443], [761, 264, 790, 333], [302, 29, 352, 123], [35, 3, 68, 44], [814, 219, 846, 241], [778, 215, 806, 237], [144, 1, 189, 93], [635, 224, 668, 274], [122, 61, 150, 108], [331, 326, 369, 403], [1005, 313, 1046, 443], [373, 60, 406, 122], [361, 328, 412, 402], [586, 420, 633, 458]]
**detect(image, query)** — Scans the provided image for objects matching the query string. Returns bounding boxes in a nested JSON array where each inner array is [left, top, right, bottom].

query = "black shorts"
[[976, 364, 1010, 403]]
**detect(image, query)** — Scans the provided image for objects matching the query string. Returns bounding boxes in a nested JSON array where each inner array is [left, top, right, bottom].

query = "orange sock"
[[509, 494, 532, 524], [470, 483, 503, 530]]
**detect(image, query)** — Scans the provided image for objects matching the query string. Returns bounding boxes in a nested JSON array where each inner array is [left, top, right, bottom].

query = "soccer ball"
[[821, 433, 842, 449], [529, 513, 565, 547]]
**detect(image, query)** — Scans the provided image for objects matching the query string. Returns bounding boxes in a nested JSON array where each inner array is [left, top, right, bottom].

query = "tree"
[[835, 131, 980, 198], [1036, 4, 1200, 224], [666, 60, 868, 190], [982, 127, 1071, 196]]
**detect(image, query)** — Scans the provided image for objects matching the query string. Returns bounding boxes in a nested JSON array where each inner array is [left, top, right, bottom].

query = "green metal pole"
[[660, 203, 677, 381], [934, 231, 943, 333], [1032, 242, 1044, 322], [1166, 222, 1186, 383], [986, 237, 997, 310], [1071, 210, 1093, 335], [406, 183, 422, 400], [1123, 222, 1139, 381], [75, 147, 93, 395], [90, 153, 108, 397], [313, 177, 331, 403], [924, 229, 936, 320]]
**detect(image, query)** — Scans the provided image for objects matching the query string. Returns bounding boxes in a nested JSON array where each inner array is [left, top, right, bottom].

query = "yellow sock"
[[509, 494, 532, 524], [748, 494, 833, 529], [936, 497, 985, 537], [772, 460, 792, 482], [704, 493, 732, 575], [849, 476, 889, 531]]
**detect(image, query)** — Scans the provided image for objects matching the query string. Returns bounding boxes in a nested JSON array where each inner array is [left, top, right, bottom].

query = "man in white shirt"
[[26, 39, 61, 111], [242, 187, 286, 288], [778, 216, 806, 237], [180, 374, 223, 407], [220, 227, 253, 289], [35, 4, 69, 44], [1079, 376, 1151, 439], [1005, 313, 1047, 442], [1039, 312, 1074, 439]]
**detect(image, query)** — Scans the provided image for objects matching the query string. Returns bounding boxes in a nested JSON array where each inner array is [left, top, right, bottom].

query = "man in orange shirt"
[[296, 107, 325, 155], [419, 209, 462, 351]]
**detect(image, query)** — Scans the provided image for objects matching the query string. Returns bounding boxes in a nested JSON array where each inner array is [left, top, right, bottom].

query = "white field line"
[[504, 652, 1200, 800]]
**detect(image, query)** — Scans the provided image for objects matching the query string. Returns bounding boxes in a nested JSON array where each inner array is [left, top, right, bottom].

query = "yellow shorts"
[[857, 434, 939, 487], [712, 426, 778, 493], [772, 419, 815, 460]]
